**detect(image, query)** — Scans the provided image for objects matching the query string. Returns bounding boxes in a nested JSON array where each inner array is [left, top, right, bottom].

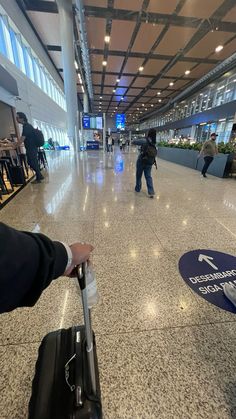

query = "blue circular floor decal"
[[179, 249, 236, 313]]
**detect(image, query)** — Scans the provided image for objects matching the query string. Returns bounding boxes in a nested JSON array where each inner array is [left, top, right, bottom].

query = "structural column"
[[56, 0, 78, 151], [103, 113, 106, 152], [83, 93, 89, 113]]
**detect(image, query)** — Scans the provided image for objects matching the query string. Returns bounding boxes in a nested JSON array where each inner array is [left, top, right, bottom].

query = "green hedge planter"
[[157, 147, 233, 178]]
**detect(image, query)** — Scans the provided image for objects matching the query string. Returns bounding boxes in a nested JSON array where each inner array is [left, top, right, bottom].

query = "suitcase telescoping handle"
[[77, 262, 97, 396]]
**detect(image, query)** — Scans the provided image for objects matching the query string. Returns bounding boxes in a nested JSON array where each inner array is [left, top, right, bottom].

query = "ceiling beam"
[[89, 50, 219, 65], [84, 6, 236, 32], [100, 0, 115, 97], [85, 6, 201, 27], [106, 0, 150, 112], [124, 0, 235, 114], [138, 0, 236, 120]]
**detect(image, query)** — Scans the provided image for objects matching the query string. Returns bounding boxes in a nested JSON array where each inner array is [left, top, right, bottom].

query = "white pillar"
[[56, 0, 78, 151], [103, 112, 106, 152], [83, 93, 89, 113], [190, 125, 196, 139], [80, 111, 84, 150]]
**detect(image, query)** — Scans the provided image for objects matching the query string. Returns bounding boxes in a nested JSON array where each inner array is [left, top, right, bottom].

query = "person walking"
[[200, 133, 218, 178], [121, 136, 126, 151], [108, 134, 113, 153], [133, 128, 157, 198], [16, 112, 44, 184], [119, 136, 123, 151]]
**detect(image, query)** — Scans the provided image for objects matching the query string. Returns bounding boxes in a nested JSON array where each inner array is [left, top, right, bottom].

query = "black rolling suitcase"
[[8, 164, 26, 185], [28, 263, 102, 419]]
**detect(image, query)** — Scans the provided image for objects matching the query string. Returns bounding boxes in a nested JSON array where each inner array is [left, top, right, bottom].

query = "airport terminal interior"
[[0, 0, 236, 418]]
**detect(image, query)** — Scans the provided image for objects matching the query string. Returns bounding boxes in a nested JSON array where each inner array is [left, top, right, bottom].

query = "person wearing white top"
[[108, 135, 113, 152]]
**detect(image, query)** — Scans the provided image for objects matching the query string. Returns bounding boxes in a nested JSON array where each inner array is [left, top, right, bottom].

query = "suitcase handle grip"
[[76, 263, 86, 290], [76, 262, 97, 395]]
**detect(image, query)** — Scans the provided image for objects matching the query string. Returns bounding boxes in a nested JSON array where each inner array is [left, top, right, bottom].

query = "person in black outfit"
[[133, 128, 157, 198], [16, 112, 44, 184], [0, 222, 93, 314]]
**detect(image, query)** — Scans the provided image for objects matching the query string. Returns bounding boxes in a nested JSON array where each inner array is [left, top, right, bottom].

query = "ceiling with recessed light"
[[16, 0, 236, 124]]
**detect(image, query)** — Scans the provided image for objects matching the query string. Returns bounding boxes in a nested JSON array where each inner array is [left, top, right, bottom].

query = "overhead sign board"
[[116, 114, 125, 130], [82, 114, 103, 129], [179, 249, 236, 313]]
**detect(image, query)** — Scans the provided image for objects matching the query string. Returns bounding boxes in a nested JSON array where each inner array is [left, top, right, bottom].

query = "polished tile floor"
[[1, 148, 236, 418]]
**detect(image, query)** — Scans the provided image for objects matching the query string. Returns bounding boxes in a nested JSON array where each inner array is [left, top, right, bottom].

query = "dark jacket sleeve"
[[0, 222, 68, 313]]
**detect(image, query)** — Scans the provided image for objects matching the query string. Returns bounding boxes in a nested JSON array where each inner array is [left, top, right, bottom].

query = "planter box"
[[157, 147, 230, 178]]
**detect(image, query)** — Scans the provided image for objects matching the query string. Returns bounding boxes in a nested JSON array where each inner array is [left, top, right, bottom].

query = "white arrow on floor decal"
[[198, 254, 218, 270]]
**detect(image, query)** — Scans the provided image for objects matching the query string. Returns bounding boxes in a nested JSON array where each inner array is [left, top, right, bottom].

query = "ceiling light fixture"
[[100, 96, 103, 99], [142, 103, 145, 106], [121, 97, 124, 100], [102, 61, 107, 66], [169, 82, 174, 86], [151, 104, 154, 107], [158, 99, 162, 102], [113, 89, 116, 93], [116, 78, 120, 82], [104, 35, 110, 43], [185, 70, 190, 75], [215, 45, 223, 53], [157, 92, 161, 95], [81, 86, 84, 93], [74, 60, 79, 70], [139, 66, 144, 72], [145, 108, 148, 111]]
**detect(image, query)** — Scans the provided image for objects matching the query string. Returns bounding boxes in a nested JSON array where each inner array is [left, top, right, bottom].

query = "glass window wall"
[[33, 119, 67, 146], [140, 69, 236, 134], [9, 29, 20, 68], [0, 10, 66, 110]]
